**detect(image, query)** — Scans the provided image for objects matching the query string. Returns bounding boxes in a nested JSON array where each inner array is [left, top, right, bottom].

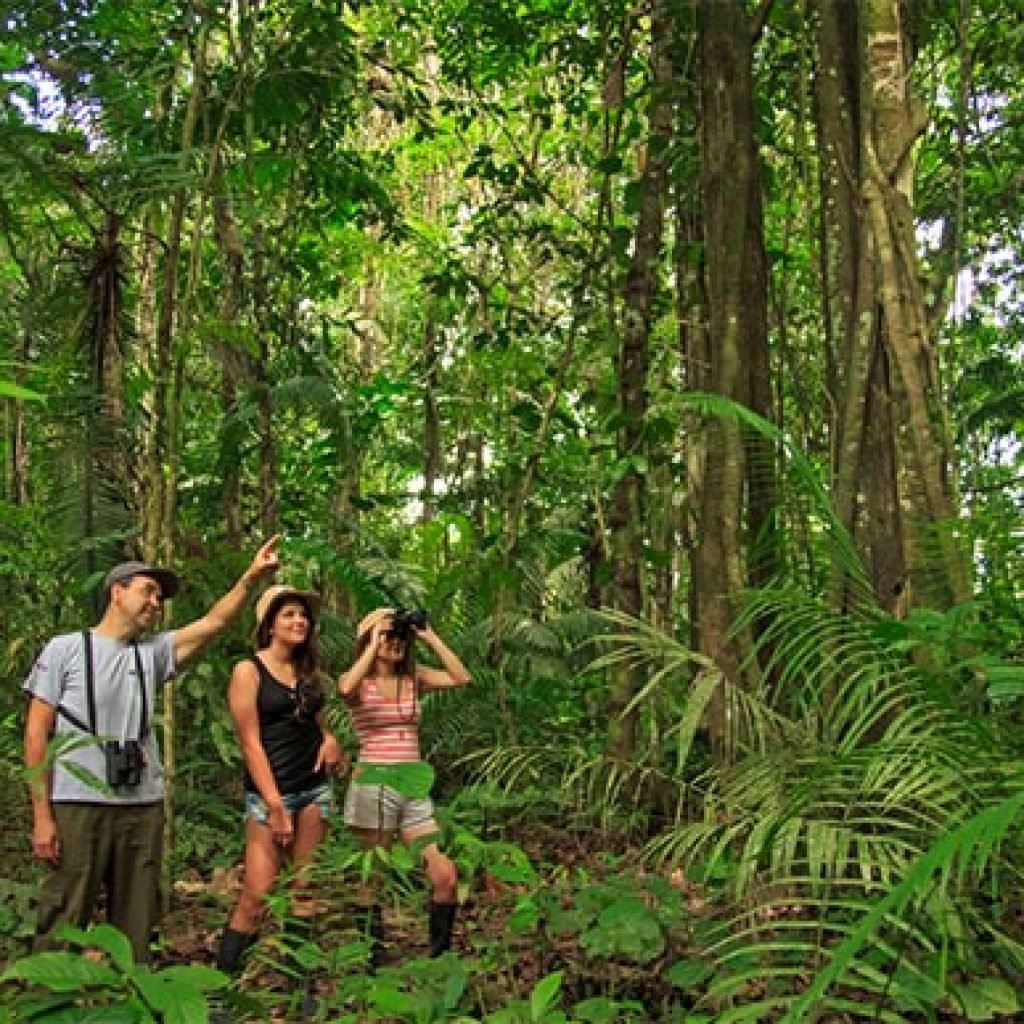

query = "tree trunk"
[[139, 21, 209, 912], [677, 183, 709, 661], [10, 271, 35, 506], [861, 0, 969, 606], [741, 91, 776, 593], [694, 0, 764, 753], [815, 0, 905, 611], [212, 182, 248, 550], [863, 336, 905, 612], [605, 0, 676, 760], [422, 315, 441, 524]]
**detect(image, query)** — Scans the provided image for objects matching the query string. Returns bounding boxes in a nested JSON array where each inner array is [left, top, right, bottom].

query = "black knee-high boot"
[[428, 902, 457, 957], [211, 929, 255, 1023], [216, 927, 256, 975], [355, 904, 386, 969]]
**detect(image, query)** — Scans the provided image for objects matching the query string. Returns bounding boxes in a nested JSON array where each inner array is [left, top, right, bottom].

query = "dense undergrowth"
[[4, 568, 1024, 1021]]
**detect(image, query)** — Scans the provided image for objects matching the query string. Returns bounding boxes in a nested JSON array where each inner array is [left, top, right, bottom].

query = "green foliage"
[[357, 760, 436, 800], [611, 585, 1024, 1022], [0, 379, 44, 399], [0, 878, 35, 946], [0, 923, 227, 1023], [4, 1, 1024, 1020]]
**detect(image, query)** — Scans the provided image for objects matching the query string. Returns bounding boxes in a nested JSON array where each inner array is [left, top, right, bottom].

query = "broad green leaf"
[[572, 996, 644, 1022], [61, 923, 133, 972], [161, 986, 209, 1024], [369, 985, 418, 1014], [356, 760, 435, 798], [948, 977, 1020, 1021], [507, 896, 540, 934], [1, 951, 121, 991], [666, 958, 714, 989], [157, 965, 228, 992], [530, 971, 563, 1021]]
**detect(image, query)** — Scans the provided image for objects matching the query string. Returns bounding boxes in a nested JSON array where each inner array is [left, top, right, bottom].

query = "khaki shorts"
[[344, 780, 434, 833]]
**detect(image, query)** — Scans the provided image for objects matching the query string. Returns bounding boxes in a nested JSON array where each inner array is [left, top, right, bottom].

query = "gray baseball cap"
[[104, 561, 180, 601]]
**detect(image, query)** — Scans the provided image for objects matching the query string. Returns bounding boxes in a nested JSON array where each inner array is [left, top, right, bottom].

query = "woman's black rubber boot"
[[215, 927, 255, 975], [428, 902, 457, 957], [211, 929, 255, 1023]]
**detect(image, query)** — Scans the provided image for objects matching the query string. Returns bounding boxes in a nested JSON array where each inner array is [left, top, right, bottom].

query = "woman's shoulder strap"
[[247, 654, 272, 679]]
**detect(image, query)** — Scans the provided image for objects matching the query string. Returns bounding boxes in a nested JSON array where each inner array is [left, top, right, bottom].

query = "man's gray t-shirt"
[[24, 630, 176, 805]]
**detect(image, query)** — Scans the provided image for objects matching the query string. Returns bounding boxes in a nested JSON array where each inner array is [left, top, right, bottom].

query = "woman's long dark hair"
[[256, 595, 322, 683]]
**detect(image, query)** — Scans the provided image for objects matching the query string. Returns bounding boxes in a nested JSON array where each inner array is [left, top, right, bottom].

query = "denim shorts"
[[245, 782, 333, 824]]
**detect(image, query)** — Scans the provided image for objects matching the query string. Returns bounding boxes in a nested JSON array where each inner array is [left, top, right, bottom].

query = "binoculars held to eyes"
[[389, 608, 428, 641]]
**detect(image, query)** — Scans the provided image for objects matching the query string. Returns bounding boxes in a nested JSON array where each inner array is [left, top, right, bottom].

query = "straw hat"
[[255, 584, 321, 630], [356, 607, 395, 638]]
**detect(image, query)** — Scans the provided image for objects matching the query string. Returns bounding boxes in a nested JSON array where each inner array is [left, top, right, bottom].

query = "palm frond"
[[780, 782, 1024, 1023]]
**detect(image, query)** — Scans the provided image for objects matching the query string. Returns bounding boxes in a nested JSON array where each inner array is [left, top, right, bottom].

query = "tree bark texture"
[[82, 211, 129, 601], [861, 0, 969, 606], [605, 0, 676, 760], [694, 0, 764, 753], [815, 0, 906, 611]]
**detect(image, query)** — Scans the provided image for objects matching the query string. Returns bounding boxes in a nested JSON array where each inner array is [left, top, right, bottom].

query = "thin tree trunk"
[[694, 0, 763, 754], [422, 315, 440, 524], [212, 182, 248, 549], [94, 211, 126, 504], [253, 253, 277, 537], [81, 210, 130, 606], [11, 275, 34, 506], [605, 0, 675, 760], [141, 20, 209, 910]]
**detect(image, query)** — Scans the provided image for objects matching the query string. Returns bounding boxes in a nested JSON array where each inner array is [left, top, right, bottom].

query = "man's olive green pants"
[[34, 801, 164, 963]]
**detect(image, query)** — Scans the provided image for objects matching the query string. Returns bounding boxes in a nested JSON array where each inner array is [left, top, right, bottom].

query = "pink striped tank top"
[[349, 676, 422, 763]]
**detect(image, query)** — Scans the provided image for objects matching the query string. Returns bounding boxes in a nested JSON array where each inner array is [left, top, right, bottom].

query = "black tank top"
[[243, 656, 327, 796]]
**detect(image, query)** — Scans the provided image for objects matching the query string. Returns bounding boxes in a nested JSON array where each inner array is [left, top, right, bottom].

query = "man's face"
[[113, 575, 164, 632]]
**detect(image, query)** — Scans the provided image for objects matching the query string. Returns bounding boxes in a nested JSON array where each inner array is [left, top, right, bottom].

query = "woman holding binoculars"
[[338, 607, 471, 963]]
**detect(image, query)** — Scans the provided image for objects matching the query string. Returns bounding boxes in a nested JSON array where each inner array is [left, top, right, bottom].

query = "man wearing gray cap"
[[23, 536, 282, 962]]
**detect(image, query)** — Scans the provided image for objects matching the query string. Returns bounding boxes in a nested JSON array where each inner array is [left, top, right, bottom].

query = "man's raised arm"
[[173, 535, 281, 667]]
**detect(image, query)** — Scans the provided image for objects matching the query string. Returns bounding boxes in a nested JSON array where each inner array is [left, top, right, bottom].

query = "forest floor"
[[2, 810, 1014, 1023], [3, 813, 632, 1021], [151, 821, 622, 1021]]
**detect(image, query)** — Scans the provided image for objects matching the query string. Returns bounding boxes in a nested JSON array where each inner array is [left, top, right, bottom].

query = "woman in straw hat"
[[338, 606, 471, 963], [214, 584, 340, 992]]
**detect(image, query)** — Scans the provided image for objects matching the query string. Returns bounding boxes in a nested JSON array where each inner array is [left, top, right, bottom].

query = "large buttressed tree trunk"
[[818, 0, 969, 611], [816, 0, 906, 613], [693, 0, 767, 752], [860, 0, 969, 608], [604, 0, 677, 760]]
